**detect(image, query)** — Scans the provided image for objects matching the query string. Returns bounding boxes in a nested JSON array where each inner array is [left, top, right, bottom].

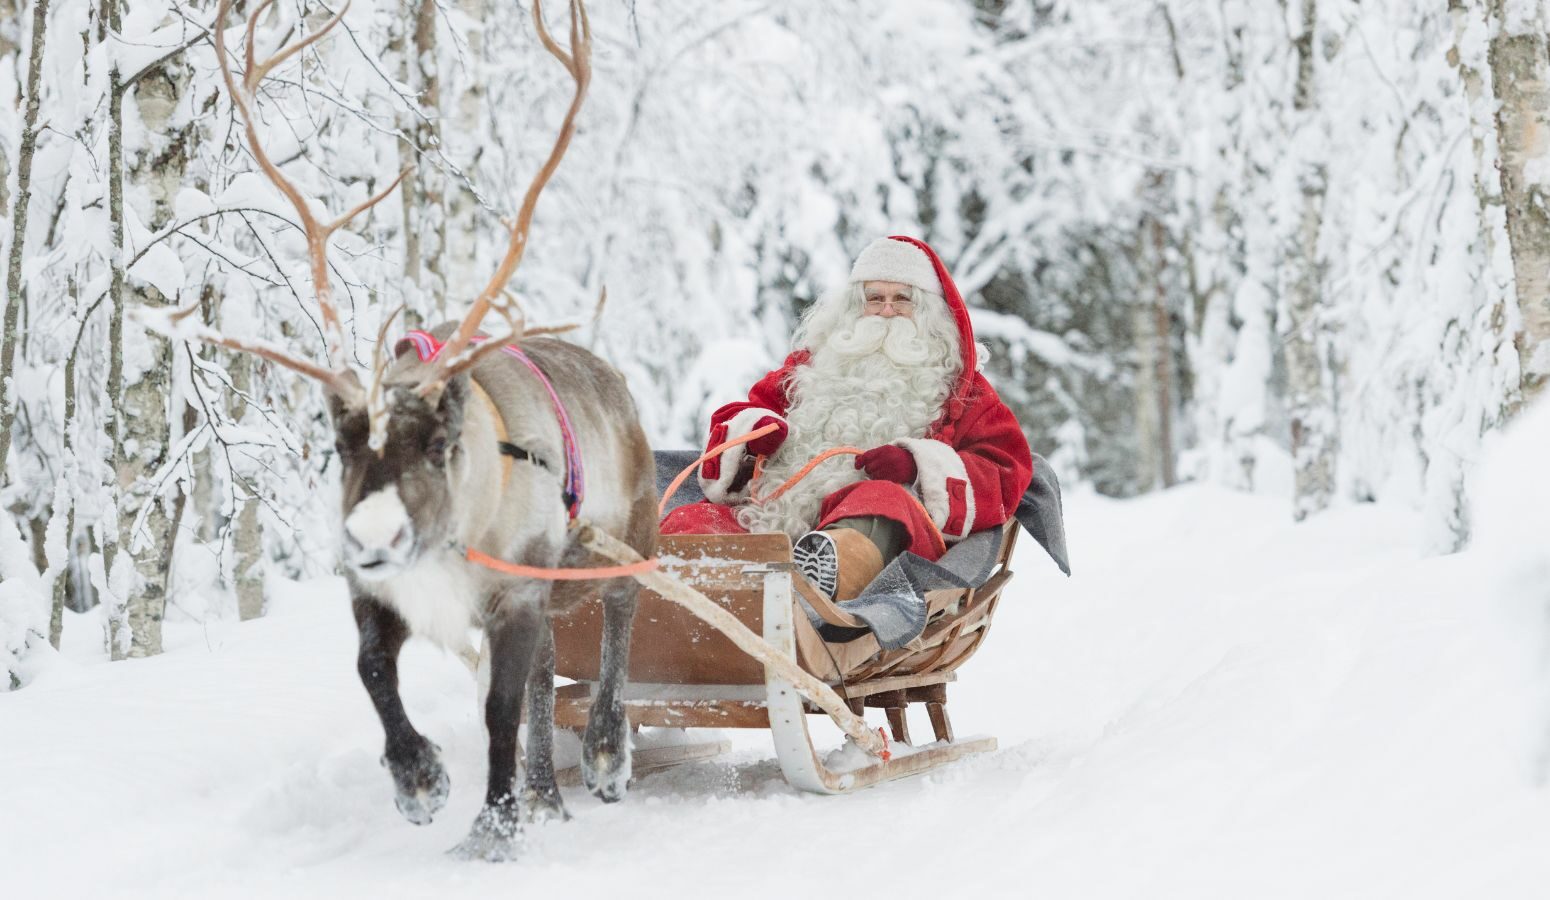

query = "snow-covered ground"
[[5, 419, 1550, 898]]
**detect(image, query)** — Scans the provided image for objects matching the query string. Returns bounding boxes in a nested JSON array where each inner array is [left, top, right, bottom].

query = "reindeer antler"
[[201, 0, 408, 404], [417, 0, 592, 397]]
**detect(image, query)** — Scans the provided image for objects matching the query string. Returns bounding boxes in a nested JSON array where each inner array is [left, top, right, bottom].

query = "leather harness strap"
[[469, 380, 514, 490], [497, 440, 553, 474]]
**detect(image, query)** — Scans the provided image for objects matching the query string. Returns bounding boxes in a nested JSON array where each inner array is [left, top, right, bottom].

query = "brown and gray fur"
[[330, 323, 655, 861]]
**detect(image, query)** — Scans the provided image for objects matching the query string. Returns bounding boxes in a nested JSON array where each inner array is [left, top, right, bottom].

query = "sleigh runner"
[[548, 511, 1030, 794]]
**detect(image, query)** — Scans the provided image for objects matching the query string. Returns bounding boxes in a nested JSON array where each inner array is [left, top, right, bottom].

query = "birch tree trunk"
[[1450, 0, 1515, 336], [50, 293, 87, 650], [1285, 0, 1335, 521], [233, 496, 263, 620], [1485, 0, 1550, 408], [0, 0, 50, 490], [1132, 213, 1177, 492], [447, 0, 485, 299], [1434, 0, 1518, 551], [1150, 212, 1176, 488], [111, 34, 193, 659], [0, 0, 20, 82], [1132, 278, 1161, 491], [100, 0, 130, 657], [397, 0, 446, 322], [189, 290, 228, 550], [412, 0, 444, 315], [0, 0, 19, 212], [230, 354, 264, 621]]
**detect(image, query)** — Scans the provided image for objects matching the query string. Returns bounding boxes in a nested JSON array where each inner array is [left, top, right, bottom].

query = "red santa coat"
[[661, 237, 1033, 561]]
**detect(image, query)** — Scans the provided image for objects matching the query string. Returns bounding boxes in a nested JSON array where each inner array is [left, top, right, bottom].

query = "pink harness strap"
[[403, 330, 584, 520]]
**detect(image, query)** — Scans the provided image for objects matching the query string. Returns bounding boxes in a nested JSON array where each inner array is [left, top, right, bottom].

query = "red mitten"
[[855, 445, 917, 483], [700, 423, 731, 480], [744, 416, 788, 457]]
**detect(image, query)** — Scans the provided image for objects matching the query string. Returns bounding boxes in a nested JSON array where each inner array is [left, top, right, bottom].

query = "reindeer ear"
[[437, 373, 470, 443], [324, 368, 366, 424], [392, 336, 420, 359], [326, 389, 348, 424]]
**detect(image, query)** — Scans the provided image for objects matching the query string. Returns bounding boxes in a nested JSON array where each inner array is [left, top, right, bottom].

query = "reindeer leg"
[[450, 585, 545, 862], [519, 619, 568, 823], [353, 594, 449, 826], [582, 577, 638, 802]]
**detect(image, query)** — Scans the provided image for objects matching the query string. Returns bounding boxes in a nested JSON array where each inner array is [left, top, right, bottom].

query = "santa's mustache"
[[822, 315, 932, 367]]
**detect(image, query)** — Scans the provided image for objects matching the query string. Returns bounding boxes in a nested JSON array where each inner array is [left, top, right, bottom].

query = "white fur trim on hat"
[[700, 407, 784, 504], [894, 437, 976, 542], [849, 238, 940, 293]]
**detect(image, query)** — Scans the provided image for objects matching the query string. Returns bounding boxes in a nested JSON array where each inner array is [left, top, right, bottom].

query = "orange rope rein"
[[749, 445, 863, 504], [656, 422, 782, 518], [463, 546, 659, 580]]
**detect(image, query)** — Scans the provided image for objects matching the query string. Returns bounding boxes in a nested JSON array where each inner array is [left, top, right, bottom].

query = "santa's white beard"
[[737, 315, 957, 537]]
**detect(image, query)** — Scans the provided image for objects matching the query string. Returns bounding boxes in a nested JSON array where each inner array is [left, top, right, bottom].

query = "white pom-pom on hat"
[[848, 237, 941, 293]]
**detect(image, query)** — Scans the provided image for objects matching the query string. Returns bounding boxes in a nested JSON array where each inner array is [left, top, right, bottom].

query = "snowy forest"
[[4, 0, 1547, 674], [4, 0, 1550, 891]]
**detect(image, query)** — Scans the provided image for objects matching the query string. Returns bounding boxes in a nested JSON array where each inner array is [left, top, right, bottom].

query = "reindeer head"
[[328, 377, 468, 579]]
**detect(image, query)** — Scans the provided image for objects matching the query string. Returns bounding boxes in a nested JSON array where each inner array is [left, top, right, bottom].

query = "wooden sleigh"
[[550, 520, 1019, 793]]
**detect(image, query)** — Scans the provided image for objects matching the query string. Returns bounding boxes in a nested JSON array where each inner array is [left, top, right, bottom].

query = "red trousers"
[[659, 480, 948, 561]]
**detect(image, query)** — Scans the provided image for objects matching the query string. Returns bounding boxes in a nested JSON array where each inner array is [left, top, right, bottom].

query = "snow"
[[126, 241, 186, 299], [1472, 397, 1550, 598], [173, 186, 217, 221], [6, 461, 1550, 895], [0, 514, 50, 688]]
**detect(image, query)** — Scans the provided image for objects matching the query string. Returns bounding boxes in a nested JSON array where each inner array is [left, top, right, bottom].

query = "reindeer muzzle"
[[343, 486, 418, 578]]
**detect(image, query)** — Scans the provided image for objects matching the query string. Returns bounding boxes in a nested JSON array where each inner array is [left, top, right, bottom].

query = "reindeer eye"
[[427, 436, 448, 467]]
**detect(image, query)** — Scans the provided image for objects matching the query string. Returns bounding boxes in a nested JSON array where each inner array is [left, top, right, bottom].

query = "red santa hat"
[[848, 237, 942, 293]]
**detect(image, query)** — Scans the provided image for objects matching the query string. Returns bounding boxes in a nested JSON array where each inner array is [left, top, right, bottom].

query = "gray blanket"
[[655, 450, 1069, 648]]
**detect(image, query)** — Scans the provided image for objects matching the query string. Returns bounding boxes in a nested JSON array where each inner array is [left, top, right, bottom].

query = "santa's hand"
[[745, 416, 788, 457], [855, 445, 917, 483]]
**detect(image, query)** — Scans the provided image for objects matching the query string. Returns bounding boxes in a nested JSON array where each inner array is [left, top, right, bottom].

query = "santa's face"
[[862, 280, 916, 319]]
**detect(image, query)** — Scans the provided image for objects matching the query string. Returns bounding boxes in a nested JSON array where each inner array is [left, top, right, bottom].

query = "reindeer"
[[146, 0, 653, 861]]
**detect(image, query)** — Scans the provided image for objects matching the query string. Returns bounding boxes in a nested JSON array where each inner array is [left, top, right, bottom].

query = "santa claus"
[[661, 236, 1033, 599]]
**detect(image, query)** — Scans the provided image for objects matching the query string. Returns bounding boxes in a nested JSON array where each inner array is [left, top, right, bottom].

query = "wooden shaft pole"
[[577, 524, 887, 757]]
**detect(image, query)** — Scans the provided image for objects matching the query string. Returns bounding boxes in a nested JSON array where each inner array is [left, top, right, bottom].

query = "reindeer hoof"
[[385, 738, 450, 825], [581, 720, 632, 803], [520, 785, 570, 824], [448, 802, 523, 862]]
